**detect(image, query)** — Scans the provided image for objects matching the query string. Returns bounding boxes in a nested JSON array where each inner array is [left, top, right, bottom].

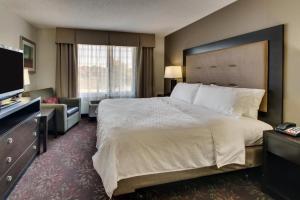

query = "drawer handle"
[[6, 176, 13, 182], [33, 132, 37, 137], [33, 145, 37, 150], [6, 157, 12, 163], [7, 138, 13, 144]]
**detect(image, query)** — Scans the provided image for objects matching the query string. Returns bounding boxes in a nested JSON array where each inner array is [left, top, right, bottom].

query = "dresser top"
[[0, 97, 40, 120]]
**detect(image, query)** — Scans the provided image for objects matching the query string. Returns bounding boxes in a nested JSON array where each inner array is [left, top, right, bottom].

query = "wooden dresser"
[[0, 97, 40, 199]]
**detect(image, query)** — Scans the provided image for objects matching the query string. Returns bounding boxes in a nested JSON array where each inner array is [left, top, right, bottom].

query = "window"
[[78, 44, 137, 102]]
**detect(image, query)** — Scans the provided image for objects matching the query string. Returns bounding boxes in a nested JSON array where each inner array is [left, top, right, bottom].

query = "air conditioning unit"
[[88, 100, 101, 118]]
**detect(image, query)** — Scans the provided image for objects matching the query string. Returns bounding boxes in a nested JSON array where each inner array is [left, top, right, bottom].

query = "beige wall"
[[0, 5, 56, 91], [0, 4, 38, 90], [34, 29, 56, 90], [164, 0, 300, 124]]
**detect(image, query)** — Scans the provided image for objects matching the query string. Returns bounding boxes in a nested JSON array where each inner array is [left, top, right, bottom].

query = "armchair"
[[22, 88, 81, 133]]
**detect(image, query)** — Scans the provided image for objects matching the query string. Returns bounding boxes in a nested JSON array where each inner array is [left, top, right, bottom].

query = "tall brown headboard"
[[183, 25, 284, 126], [186, 40, 268, 112]]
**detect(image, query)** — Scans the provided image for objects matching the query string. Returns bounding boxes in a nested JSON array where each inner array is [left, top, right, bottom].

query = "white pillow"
[[170, 83, 200, 103], [210, 85, 265, 119], [193, 85, 238, 115], [231, 87, 265, 119]]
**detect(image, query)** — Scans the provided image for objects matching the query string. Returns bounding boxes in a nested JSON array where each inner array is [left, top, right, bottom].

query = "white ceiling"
[[0, 0, 237, 36]]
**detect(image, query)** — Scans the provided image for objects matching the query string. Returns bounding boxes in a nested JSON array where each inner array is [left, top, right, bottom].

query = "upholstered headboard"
[[186, 40, 268, 112], [182, 25, 284, 126]]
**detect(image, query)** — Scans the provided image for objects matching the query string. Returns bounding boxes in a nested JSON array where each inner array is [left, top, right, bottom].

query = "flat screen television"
[[0, 47, 24, 101]]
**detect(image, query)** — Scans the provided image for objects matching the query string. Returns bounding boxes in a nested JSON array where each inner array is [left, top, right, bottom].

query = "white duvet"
[[92, 97, 272, 197]]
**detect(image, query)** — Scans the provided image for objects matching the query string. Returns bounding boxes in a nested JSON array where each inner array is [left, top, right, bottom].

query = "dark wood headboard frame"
[[183, 25, 284, 126]]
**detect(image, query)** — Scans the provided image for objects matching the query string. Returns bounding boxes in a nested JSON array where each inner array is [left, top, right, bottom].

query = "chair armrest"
[[59, 98, 81, 112], [41, 104, 67, 114]]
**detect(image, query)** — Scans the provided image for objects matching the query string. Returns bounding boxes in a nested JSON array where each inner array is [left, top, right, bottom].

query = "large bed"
[[93, 97, 272, 197], [92, 25, 284, 198]]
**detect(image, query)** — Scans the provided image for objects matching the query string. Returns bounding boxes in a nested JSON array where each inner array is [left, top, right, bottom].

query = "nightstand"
[[263, 130, 300, 200]]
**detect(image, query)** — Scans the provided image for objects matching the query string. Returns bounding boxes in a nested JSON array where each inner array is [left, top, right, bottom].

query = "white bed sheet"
[[92, 97, 272, 197]]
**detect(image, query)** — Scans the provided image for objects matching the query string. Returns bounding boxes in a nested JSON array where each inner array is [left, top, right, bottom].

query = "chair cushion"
[[67, 107, 79, 117]]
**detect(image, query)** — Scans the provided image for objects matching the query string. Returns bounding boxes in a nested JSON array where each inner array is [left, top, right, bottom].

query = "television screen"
[[0, 47, 24, 100]]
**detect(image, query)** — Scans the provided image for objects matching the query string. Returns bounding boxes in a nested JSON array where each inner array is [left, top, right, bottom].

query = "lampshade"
[[164, 66, 182, 79], [24, 68, 30, 86]]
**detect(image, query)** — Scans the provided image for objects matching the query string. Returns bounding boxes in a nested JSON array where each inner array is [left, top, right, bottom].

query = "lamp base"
[[170, 79, 177, 92]]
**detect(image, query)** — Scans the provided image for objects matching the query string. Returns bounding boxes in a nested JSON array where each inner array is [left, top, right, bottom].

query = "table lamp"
[[164, 66, 182, 91], [24, 68, 30, 90]]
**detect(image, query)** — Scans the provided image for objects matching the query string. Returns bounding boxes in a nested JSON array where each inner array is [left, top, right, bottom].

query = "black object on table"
[[157, 93, 170, 97], [39, 108, 56, 153], [263, 130, 300, 200]]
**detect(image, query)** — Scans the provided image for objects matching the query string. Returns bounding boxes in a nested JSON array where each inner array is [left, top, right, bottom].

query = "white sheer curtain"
[[78, 44, 137, 113], [109, 46, 137, 98]]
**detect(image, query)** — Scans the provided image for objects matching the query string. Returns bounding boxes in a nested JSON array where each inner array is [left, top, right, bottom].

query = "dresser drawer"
[[0, 139, 38, 198], [0, 114, 38, 176]]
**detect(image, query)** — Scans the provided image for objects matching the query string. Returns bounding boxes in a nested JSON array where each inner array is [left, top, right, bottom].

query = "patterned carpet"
[[9, 118, 272, 200]]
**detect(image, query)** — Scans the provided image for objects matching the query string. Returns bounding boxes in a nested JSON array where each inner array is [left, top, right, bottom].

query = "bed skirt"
[[114, 145, 262, 196]]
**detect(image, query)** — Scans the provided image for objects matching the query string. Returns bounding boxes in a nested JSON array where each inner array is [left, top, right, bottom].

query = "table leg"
[[53, 115, 57, 138], [43, 117, 48, 152], [37, 117, 41, 155], [38, 116, 48, 153]]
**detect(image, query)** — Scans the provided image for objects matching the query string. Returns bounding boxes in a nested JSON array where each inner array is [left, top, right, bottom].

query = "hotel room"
[[0, 0, 299, 199]]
